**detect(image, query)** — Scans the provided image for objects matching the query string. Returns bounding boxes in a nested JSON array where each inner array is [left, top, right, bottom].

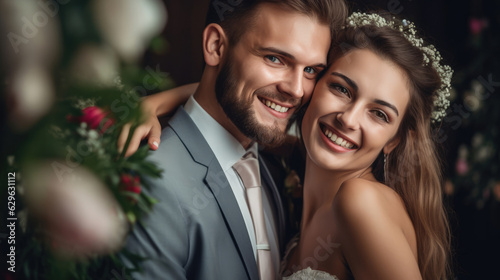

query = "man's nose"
[[277, 68, 304, 99]]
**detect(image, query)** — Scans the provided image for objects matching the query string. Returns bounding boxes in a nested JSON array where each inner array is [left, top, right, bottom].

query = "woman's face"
[[302, 49, 410, 173]]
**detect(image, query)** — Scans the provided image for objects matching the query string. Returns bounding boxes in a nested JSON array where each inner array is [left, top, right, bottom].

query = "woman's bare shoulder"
[[332, 178, 409, 232], [331, 178, 420, 279]]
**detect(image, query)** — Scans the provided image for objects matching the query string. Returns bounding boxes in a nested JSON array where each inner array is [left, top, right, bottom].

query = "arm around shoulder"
[[118, 83, 199, 157], [332, 179, 421, 280]]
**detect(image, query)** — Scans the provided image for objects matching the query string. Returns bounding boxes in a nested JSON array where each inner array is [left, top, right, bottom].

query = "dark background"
[[143, 1, 500, 279], [144, 0, 484, 85]]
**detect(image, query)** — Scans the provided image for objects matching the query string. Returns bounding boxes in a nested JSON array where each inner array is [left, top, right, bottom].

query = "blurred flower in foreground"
[[68, 105, 115, 134], [120, 174, 142, 203], [24, 162, 128, 259], [92, 0, 167, 64], [0, 0, 61, 131], [8, 64, 56, 131], [69, 44, 120, 86]]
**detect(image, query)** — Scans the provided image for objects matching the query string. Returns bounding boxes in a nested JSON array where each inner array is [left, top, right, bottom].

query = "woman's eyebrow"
[[374, 99, 399, 116]]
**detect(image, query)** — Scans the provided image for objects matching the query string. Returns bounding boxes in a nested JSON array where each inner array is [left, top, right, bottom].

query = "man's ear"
[[202, 23, 227, 67]]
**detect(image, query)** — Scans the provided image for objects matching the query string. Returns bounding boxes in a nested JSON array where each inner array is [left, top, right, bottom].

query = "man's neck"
[[193, 73, 253, 149]]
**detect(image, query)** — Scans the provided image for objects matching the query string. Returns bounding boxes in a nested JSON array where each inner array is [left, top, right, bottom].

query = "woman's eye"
[[266, 55, 281, 64], [373, 110, 389, 123], [330, 84, 351, 98]]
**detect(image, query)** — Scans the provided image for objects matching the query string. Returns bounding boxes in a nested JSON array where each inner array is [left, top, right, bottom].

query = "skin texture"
[[288, 49, 420, 279]]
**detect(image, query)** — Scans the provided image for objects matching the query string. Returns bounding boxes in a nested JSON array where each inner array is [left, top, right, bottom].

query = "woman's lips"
[[319, 123, 359, 150]]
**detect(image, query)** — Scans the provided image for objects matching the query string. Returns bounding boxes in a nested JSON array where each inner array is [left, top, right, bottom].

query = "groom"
[[124, 0, 346, 279]]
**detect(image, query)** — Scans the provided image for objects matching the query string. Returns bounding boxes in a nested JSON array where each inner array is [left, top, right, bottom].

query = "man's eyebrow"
[[374, 99, 399, 116], [259, 47, 326, 68], [259, 47, 296, 60], [330, 72, 358, 92]]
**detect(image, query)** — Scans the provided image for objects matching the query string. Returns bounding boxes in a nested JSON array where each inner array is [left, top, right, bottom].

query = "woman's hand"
[[118, 106, 162, 157], [117, 83, 199, 157]]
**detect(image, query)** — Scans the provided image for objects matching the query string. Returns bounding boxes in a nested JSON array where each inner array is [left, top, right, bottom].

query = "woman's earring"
[[384, 153, 389, 184]]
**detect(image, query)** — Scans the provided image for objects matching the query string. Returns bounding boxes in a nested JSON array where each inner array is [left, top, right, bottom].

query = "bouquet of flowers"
[[14, 89, 162, 279], [1, 0, 171, 278]]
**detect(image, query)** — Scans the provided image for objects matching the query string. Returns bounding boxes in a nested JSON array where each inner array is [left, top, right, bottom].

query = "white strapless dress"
[[283, 267, 340, 280], [281, 235, 340, 280]]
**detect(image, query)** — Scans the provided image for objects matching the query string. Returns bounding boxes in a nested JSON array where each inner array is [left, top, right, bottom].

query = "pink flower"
[[469, 18, 488, 35], [455, 159, 469, 175], [120, 174, 141, 195], [68, 106, 114, 133]]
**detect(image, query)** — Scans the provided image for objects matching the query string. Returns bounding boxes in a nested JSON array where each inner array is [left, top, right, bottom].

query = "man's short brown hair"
[[206, 0, 348, 45]]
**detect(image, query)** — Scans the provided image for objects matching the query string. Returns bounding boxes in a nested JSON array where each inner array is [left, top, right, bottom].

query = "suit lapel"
[[205, 163, 259, 280], [169, 108, 259, 280]]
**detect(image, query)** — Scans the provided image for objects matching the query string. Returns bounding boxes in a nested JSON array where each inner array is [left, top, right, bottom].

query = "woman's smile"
[[319, 122, 359, 150]]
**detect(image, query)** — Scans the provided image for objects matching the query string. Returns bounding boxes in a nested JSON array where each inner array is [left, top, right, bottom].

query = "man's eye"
[[304, 67, 316, 74], [266, 55, 281, 64]]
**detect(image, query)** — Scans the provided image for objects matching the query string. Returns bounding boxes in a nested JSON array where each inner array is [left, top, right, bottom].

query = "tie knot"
[[233, 152, 260, 189]]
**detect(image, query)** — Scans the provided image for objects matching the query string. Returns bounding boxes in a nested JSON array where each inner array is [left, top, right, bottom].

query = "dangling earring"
[[384, 153, 389, 184]]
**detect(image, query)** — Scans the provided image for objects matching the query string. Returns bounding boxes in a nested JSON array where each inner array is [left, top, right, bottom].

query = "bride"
[[119, 12, 453, 280]]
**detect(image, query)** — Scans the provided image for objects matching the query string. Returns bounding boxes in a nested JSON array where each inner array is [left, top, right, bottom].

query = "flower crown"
[[347, 12, 453, 122]]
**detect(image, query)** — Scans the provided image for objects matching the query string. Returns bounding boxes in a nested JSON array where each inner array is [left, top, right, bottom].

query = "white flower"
[[458, 144, 469, 159], [92, 0, 167, 63], [24, 161, 128, 258], [464, 91, 482, 112], [70, 44, 119, 86], [0, 0, 62, 131], [0, 0, 61, 67], [475, 145, 494, 163], [471, 79, 485, 98], [9, 64, 55, 131]]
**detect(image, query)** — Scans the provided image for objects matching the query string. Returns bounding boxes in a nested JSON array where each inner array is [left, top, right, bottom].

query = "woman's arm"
[[332, 179, 422, 280], [118, 83, 198, 157]]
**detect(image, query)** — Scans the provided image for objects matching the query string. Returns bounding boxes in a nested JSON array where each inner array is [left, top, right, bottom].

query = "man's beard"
[[215, 58, 296, 147]]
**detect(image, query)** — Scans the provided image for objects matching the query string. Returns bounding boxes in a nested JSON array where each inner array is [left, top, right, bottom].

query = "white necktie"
[[233, 152, 275, 280]]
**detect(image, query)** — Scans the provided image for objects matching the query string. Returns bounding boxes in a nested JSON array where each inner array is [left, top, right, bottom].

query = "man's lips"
[[258, 97, 296, 114]]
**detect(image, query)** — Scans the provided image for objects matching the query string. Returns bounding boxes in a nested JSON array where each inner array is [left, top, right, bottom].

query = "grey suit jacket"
[[124, 107, 286, 280]]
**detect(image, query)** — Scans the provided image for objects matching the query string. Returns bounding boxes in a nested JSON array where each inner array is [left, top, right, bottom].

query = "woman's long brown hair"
[[329, 17, 453, 280]]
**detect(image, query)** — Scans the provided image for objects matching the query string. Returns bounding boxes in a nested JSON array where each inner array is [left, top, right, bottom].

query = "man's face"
[[216, 3, 331, 146]]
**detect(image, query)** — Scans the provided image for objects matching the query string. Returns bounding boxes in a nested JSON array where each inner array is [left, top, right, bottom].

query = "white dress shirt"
[[185, 96, 280, 277]]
